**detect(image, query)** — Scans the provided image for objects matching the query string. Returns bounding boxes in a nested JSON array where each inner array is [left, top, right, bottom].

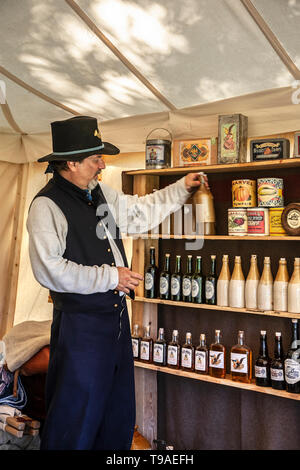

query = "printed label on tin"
[[228, 210, 248, 234], [232, 180, 256, 208], [287, 209, 300, 229], [247, 210, 266, 234], [146, 145, 165, 165], [258, 178, 284, 207]]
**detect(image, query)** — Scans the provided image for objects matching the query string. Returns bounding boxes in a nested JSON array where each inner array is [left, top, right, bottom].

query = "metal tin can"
[[257, 178, 284, 207], [247, 208, 269, 236], [232, 179, 256, 208], [228, 208, 248, 236], [269, 207, 286, 236], [145, 128, 172, 169]]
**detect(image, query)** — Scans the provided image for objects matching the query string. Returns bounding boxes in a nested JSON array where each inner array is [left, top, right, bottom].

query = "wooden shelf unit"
[[124, 155, 300, 447], [133, 296, 300, 320], [134, 361, 300, 402]]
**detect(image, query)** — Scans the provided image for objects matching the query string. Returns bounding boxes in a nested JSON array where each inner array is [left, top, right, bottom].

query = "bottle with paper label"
[[153, 328, 167, 366], [229, 256, 245, 308], [167, 330, 181, 369], [255, 330, 271, 387], [140, 324, 153, 363], [285, 319, 300, 393], [270, 332, 285, 390], [195, 334, 208, 375], [245, 254, 260, 309], [217, 254, 231, 307], [274, 258, 289, 312], [181, 332, 195, 371], [192, 256, 203, 304], [131, 324, 141, 360], [171, 255, 182, 301], [257, 257, 273, 311], [288, 258, 300, 314], [209, 330, 226, 378], [230, 331, 252, 383], [182, 255, 193, 302], [205, 255, 217, 305], [145, 246, 158, 298], [159, 253, 171, 300]]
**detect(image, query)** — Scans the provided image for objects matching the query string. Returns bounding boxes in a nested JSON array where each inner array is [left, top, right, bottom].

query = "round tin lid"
[[146, 139, 171, 145]]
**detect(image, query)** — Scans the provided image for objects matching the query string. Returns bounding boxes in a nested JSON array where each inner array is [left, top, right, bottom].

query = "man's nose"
[[99, 157, 106, 169]]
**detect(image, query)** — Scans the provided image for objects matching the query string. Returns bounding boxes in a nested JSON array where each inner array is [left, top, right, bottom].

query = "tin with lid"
[[146, 128, 172, 169], [228, 208, 248, 236], [247, 208, 269, 236], [257, 178, 284, 207]]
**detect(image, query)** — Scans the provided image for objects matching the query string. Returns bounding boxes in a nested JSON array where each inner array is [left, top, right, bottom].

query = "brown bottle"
[[181, 332, 195, 371], [195, 334, 209, 375], [167, 329, 181, 369], [140, 324, 153, 363], [131, 324, 141, 360], [230, 330, 252, 383], [192, 174, 216, 235], [209, 330, 226, 378]]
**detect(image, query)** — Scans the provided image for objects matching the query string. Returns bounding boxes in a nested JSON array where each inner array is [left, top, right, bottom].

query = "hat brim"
[[38, 142, 120, 162]]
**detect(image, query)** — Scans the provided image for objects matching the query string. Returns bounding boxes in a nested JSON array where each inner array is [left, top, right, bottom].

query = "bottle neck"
[[238, 332, 245, 346], [172, 333, 178, 343], [259, 334, 268, 357], [185, 334, 192, 345], [210, 257, 216, 276], [133, 325, 139, 336], [164, 255, 170, 272], [199, 335, 206, 347], [158, 329, 164, 341], [215, 332, 220, 344], [150, 248, 155, 266], [195, 257, 202, 274], [144, 327, 151, 338], [186, 256, 192, 274], [274, 335, 283, 358], [291, 321, 299, 349], [175, 256, 181, 274]]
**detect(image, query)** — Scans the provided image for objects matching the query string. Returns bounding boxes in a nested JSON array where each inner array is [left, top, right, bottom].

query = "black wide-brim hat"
[[38, 115, 120, 162]]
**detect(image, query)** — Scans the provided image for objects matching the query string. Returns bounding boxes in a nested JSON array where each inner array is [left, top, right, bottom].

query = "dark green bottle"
[[144, 246, 158, 298], [205, 255, 217, 305], [192, 256, 203, 304], [182, 255, 193, 302], [159, 253, 171, 300], [171, 255, 182, 301]]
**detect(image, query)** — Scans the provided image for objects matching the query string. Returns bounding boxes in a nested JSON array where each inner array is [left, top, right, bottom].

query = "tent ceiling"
[[0, 0, 299, 161]]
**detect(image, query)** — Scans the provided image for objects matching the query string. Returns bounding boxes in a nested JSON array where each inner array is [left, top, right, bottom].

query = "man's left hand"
[[185, 173, 209, 193]]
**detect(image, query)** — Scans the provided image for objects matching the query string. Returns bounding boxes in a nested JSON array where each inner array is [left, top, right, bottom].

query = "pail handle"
[[146, 128, 172, 142]]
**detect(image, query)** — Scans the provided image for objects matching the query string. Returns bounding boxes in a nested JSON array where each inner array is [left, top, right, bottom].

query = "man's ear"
[[67, 161, 78, 172]]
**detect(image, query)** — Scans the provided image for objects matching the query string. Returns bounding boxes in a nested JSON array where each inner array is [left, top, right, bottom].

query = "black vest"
[[32, 171, 128, 313]]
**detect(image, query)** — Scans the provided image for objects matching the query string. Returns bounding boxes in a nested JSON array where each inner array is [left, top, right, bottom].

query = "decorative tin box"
[[250, 138, 290, 161], [217, 114, 248, 164], [173, 138, 217, 167]]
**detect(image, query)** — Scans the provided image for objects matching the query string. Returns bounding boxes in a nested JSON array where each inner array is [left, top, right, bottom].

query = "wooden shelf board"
[[125, 234, 300, 241], [124, 158, 300, 176], [134, 361, 300, 401], [134, 296, 300, 320]]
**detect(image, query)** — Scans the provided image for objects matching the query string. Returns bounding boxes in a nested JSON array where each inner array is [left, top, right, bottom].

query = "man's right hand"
[[116, 267, 144, 294]]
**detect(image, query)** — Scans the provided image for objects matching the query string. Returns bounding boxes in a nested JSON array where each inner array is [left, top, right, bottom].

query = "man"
[[27, 115, 205, 450]]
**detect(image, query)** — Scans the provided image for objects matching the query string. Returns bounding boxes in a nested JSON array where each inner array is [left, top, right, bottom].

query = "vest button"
[[103, 235, 107, 239], [114, 291, 118, 294], [111, 262, 115, 266], [114, 304, 118, 308], [88, 202, 92, 206], [107, 248, 111, 252]]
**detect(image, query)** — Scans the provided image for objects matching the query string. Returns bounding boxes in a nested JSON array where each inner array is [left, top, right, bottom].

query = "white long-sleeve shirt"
[[26, 176, 190, 295]]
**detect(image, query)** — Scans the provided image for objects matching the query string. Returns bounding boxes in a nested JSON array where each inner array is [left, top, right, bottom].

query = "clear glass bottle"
[[182, 255, 193, 302], [181, 332, 195, 371], [171, 255, 182, 301], [140, 324, 153, 364], [288, 258, 300, 314], [270, 332, 285, 390], [195, 334, 208, 375], [167, 330, 181, 369], [229, 255, 245, 308], [192, 256, 204, 304], [205, 255, 217, 305], [209, 330, 226, 378], [131, 324, 141, 360], [217, 254, 231, 307], [153, 328, 167, 366], [274, 258, 289, 312], [257, 257, 273, 311], [285, 319, 300, 393], [245, 254, 260, 309], [230, 330, 252, 383], [159, 253, 171, 300], [255, 330, 271, 387]]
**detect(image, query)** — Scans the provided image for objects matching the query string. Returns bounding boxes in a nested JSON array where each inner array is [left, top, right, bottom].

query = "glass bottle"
[[182, 255, 193, 302], [285, 319, 300, 393], [288, 258, 300, 314], [181, 332, 195, 371], [140, 324, 153, 363], [257, 257, 273, 311], [192, 256, 204, 304], [195, 334, 208, 375], [159, 253, 171, 300], [144, 246, 158, 298], [229, 255, 245, 308], [245, 254, 260, 309], [270, 332, 285, 390], [217, 254, 231, 307], [255, 330, 271, 387], [153, 328, 167, 366], [274, 258, 289, 312], [131, 324, 141, 361], [192, 174, 216, 235], [171, 255, 182, 301], [230, 330, 252, 383], [205, 255, 217, 305], [167, 330, 181, 369], [209, 329, 226, 378]]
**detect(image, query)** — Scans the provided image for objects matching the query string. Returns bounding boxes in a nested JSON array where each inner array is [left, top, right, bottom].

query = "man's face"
[[71, 154, 106, 187]]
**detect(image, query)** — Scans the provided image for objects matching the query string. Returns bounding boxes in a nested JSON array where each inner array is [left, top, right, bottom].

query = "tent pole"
[[0, 163, 29, 338]]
